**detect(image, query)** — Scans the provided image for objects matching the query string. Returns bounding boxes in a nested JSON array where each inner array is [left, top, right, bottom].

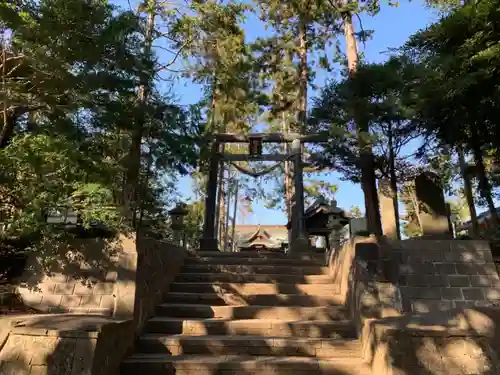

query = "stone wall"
[[9, 235, 188, 322], [327, 235, 380, 305], [390, 240, 500, 313], [334, 236, 500, 375], [364, 307, 500, 375], [130, 236, 188, 332], [0, 315, 134, 375], [0, 235, 188, 375], [13, 237, 124, 316], [16, 275, 116, 315]]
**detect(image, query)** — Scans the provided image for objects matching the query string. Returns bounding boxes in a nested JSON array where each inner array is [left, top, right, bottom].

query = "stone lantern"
[[169, 202, 188, 246], [326, 200, 348, 230], [326, 200, 349, 249]]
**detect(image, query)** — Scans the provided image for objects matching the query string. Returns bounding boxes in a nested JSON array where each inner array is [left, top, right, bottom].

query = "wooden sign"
[[249, 136, 263, 156]]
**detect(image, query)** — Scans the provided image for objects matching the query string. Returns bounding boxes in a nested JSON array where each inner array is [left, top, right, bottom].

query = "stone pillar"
[[378, 179, 398, 240], [289, 139, 309, 256], [200, 141, 220, 251], [414, 172, 452, 239]]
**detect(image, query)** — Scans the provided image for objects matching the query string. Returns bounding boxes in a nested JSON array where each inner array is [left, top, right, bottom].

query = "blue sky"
[[179, 1, 439, 225], [114, 0, 440, 224]]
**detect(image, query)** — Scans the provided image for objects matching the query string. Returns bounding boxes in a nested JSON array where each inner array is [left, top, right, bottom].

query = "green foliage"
[[167, 0, 264, 133], [310, 57, 421, 183], [0, 134, 121, 244], [447, 190, 470, 224], [399, 182, 423, 238], [304, 179, 338, 207], [0, 0, 201, 258], [404, 0, 500, 161], [183, 199, 205, 249], [348, 205, 363, 218]]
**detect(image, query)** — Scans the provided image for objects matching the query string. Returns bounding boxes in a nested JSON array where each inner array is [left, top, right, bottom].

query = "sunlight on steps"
[[120, 250, 372, 375]]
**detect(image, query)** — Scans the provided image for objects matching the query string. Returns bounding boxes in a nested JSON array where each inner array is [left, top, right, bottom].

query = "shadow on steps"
[[121, 251, 369, 375]]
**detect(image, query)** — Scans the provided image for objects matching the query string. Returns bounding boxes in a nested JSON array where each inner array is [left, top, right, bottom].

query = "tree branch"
[[155, 39, 191, 72]]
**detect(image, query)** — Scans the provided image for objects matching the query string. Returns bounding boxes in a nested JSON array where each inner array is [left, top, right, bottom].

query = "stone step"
[[156, 304, 349, 320], [175, 273, 334, 284], [145, 318, 357, 338], [164, 292, 343, 306], [137, 334, 362, 358], [181, 265, 330, 275], [170, 282, 339, 295], [185, 257, 323, 266], [121, 355, 372, 375]]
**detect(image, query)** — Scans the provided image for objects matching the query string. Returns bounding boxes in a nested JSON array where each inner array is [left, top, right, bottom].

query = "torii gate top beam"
[[214, 132, 328, 143]]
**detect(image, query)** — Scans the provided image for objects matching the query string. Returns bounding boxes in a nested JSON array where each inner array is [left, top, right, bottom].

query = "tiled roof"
[[234, 225, 288, 246]]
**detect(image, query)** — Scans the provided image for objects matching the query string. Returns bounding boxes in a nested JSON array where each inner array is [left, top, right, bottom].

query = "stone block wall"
[[364, 307, 500, 375], [391, 240, 500, 313], [0, 315, 134, 375], [12, 237, 127, 316], [0, 235, 188, 375], [17, 274, 116, 315], [130, 236, 188, 332], [8, 234, 187, 321], [387, 333, 496, 375], [327, 235, 380, 305]]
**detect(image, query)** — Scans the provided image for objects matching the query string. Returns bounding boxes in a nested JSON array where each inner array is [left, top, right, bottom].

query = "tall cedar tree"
[[404, 0, 500, 227], [168, 0, 265, 248]]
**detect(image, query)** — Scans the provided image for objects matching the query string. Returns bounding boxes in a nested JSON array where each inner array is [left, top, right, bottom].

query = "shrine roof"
[[234, 225, 288, 247], [286, 198, 349, 228]]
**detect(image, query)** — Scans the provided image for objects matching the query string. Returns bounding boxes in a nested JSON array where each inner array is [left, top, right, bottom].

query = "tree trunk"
[[137, 145, 154, 227], [0, 111, 17, 148], [472, 144, 498, 228], [125, 0, 155, 227], [215, 109, 226, 249], [297, 18, 307, 133], [458, 147, 479, 237], [283, 111, 292, 220], [287, 14, 308, 247], [26, 110, 38, 132], [342, 12, 382, 236], [387, 123, 401, 240], [223, 172, 232, 251], [275, 71, 292, 222]]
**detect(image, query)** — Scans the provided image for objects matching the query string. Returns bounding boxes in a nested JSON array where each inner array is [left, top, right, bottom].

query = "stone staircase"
[[121, 250, 372, 375]]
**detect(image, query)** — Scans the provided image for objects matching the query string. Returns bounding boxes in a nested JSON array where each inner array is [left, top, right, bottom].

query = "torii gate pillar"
[[288, 138, 309, 256], [200, 141, 219, 251], [200, 133, 325, 252]]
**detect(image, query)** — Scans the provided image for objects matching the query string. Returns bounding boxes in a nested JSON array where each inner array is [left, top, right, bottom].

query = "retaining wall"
[[390, 240, 500, 313], [0, 234, 188, 375]]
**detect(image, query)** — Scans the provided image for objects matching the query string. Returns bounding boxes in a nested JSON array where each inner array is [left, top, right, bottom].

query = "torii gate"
[[199, 132, 327, 256]]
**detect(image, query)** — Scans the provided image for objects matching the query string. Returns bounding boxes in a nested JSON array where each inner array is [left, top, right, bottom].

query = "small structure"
[[168, 202, 188, 246], [287, 197, 350, 251]]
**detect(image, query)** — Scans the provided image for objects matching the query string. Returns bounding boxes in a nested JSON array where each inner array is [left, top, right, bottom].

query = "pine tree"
[[168, 0, 265, 248], [252, 0, 339, 221], [339, 0, 382, 236], [0, 0, 199, 249]]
